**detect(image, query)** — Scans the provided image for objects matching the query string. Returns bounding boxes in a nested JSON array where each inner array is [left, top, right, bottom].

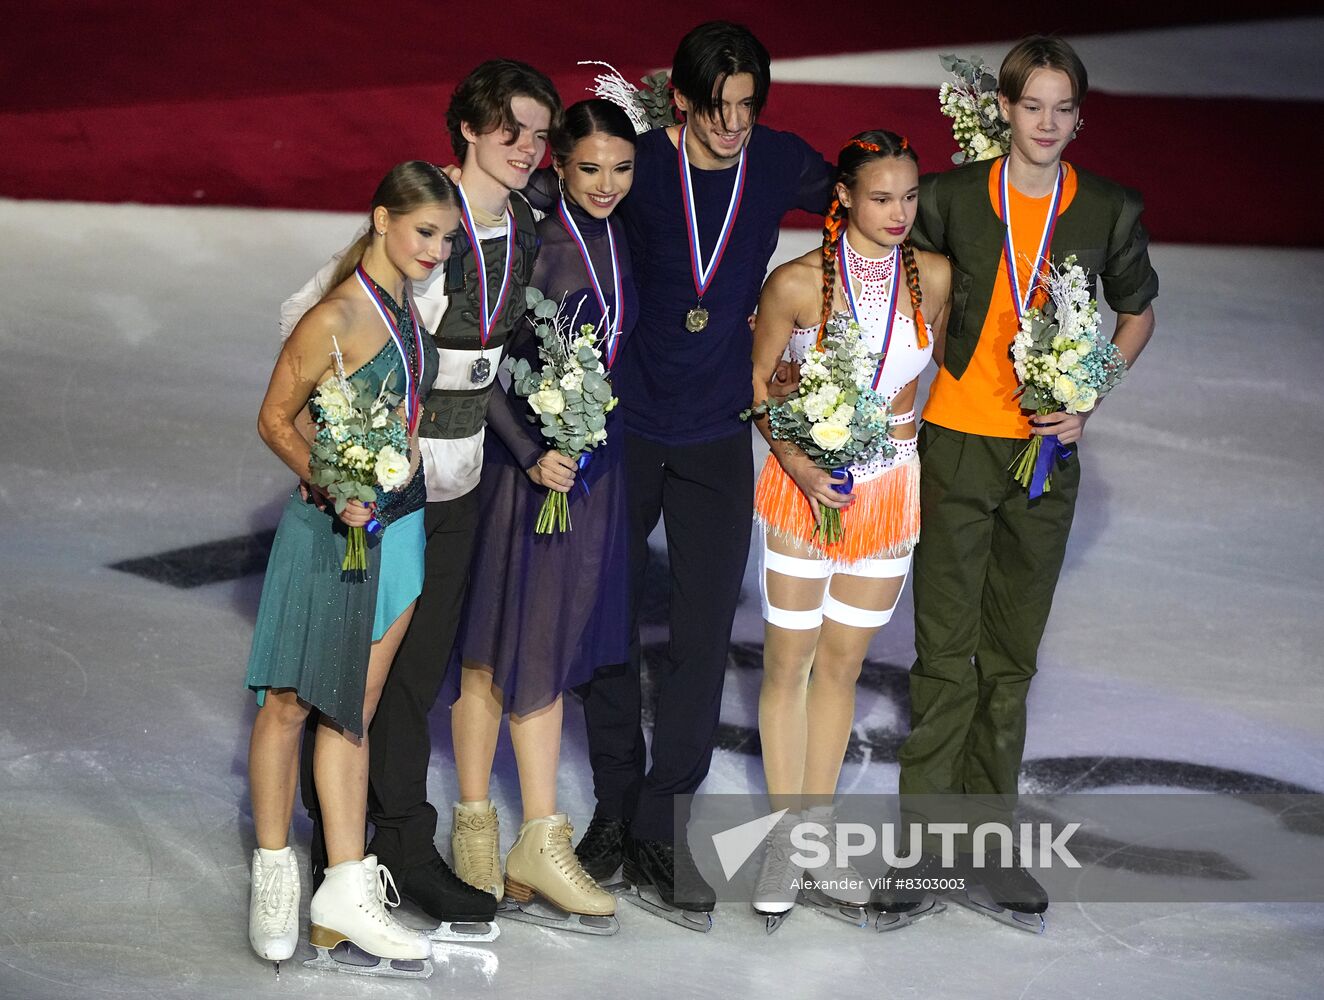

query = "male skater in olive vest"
[[881, 35, 1158, 931]]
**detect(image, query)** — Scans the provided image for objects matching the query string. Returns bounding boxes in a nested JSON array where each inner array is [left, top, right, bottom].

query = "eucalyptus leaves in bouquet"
[[508, 287, 619, 533], [579, 60, 678, 134], [745, 313, 894, 543], [938, 54, 1011, 164], [1010, 256, 1128, 496], [307, 339, 412, 575]]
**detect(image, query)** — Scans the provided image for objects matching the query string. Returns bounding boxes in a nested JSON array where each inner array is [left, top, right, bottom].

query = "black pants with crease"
[[580, 429, 754, 843]]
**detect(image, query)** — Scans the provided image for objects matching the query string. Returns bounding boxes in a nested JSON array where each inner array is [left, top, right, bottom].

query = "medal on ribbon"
[[456, 182, 515, 346], [354, 265, 425, 434], [998, 157, 1065, 321], [838, 238, 901, 392], [678, 124, 746, 333], [469, 357, 491, 384], [557, 196, 624, 368]]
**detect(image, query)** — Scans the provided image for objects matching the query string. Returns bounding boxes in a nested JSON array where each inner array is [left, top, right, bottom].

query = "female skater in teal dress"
[[241, 162, 459, 979]]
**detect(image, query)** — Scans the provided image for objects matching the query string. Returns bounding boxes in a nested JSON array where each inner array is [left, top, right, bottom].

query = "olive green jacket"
[[912, 159, 1159, 380]]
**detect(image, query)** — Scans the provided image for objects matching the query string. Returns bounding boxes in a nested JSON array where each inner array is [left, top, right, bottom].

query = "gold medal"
[[678, 124, 745, 339]]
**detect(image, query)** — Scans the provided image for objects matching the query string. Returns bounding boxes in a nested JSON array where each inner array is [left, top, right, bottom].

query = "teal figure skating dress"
[[245, 283, 433, 736]]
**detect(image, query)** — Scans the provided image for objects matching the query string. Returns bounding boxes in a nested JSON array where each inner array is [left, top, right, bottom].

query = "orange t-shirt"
[[923, 162, 1078, 438]]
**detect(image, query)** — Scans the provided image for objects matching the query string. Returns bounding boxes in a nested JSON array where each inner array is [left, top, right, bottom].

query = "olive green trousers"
[[897, 422, 1080, 836]]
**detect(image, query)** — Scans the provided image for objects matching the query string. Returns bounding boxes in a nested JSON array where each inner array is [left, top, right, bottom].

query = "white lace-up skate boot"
[[752, 813, 804, 933], [305, 855, 432, 979], [248, 846, 300, 974], [799, 804, 870, 926]]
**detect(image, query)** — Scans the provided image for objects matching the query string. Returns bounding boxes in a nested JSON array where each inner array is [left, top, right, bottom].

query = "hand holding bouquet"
[[307, 338, 412, 575], [1011, 256, 1128, 496], [508, 288, 619, 533], [937, 54, 1010, 165], [745, 314, 894, 544]]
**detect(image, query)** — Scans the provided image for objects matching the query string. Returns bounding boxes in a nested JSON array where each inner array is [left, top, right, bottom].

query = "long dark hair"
[[551, 98, 637, 166], [325, 161, 458, 295], [818, 130, 926, 347], [670, 21, 770, 130]]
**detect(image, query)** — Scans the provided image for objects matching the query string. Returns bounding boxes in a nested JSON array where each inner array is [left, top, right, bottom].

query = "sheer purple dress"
[[449, 200, 638, 716]]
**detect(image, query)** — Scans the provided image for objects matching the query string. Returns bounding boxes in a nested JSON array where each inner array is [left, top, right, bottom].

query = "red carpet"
[[2, 3, 1320, 245]]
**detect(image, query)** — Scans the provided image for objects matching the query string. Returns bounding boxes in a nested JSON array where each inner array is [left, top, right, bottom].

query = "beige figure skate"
[[502, 814, 619, 936]]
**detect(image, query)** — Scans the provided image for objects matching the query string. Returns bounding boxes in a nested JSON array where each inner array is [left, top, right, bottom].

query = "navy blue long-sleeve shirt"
[[614, 125, 832, 444]]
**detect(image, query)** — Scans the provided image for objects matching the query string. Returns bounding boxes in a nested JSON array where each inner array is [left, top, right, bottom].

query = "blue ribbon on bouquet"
[[1029, 434, 1073, 500], [364, 499, 384, 535], [577, 453, 593, 497], [829, 467, 854, 495]]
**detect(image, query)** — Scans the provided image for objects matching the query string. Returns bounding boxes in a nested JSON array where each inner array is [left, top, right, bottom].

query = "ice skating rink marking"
[[2, 200, 1323, 997]]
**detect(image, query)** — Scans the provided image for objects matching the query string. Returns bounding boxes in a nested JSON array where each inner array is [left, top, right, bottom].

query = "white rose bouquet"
[[1010, 256, 1128, 496], [938, 54, 1011, 165], [745, 314, 894, 544], [508, 287, 619, 534], [308, 337, 412, 575]]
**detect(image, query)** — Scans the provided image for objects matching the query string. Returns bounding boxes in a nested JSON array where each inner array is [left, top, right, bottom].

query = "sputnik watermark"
[[712, 814, 1083, 879], [790, 874, 968, 893]]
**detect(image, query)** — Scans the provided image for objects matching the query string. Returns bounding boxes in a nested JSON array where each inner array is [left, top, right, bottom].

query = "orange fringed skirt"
[[753, 454, 920, 565]]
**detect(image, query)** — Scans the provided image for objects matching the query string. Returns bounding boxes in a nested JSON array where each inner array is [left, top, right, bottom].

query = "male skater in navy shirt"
[[568, 21, 833, 929]]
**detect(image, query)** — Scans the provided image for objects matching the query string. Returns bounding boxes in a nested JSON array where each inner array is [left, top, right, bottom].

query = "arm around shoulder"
[[786, 130, 835, 215], [752, 261, 813, 390], [909, 173, 948, 256], [278, 224, 366, 339]]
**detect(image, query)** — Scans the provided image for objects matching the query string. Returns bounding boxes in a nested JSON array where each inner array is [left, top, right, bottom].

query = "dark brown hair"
[[818, 131, 926, 346], [998, 35, 1088, 106], [670, 21, 770, 131], [325, 161, 458, 294], [446, 59, 564, 160]]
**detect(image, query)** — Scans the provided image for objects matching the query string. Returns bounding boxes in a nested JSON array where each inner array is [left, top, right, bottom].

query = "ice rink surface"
[[1, 197, 1321, 999], [4, 12, 1324, 983]]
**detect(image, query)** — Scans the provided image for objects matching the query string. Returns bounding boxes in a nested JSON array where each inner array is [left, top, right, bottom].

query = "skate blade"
[[622, 887, 713, 933], [304, 942, 433, 979], [873, 895, 948, 933], [429, 919, 500, 943], [954, 886, 1046, 935], [754, 907, 792, 935], [800, 887, 870, 928], [498, 898, 620, 937]]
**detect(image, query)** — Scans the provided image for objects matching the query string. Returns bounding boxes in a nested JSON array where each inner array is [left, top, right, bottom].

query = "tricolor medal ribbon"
[[677, 124, 746, 333], [354, 265, 425, 434], [838, 239, 901, 392], [456, 183, 515, 346], [557, 196, 624, 368], [999, 157, 1065, 321]]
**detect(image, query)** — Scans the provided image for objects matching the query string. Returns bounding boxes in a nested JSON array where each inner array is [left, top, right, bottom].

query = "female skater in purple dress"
[[446, 100, 639, 934]]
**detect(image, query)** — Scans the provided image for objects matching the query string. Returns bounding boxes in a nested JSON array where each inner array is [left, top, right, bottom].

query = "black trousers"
[[581, 429, 753, 842], [300, 488, 479, 869]]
